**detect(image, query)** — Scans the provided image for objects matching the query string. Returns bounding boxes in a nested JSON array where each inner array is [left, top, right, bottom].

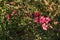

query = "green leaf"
[[0, 12, 2, 14], [16, 0, 22, 2], [0, 7, 2, 9]]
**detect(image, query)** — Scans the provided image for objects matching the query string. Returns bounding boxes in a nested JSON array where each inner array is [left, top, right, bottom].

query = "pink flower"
[[39, 16, 46, 24], [10, 2, 15, 5], [34, 17, 39, 23], [34, 11, 40, 17], [12, 9, 17, 14], [42, 23, 48, 30], [40, 16, 44, 19], [7, 14, 11, 20], [45, 17, 51, 24]]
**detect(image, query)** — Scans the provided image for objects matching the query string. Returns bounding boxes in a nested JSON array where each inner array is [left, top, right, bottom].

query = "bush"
[[0, 0, 60, 40]]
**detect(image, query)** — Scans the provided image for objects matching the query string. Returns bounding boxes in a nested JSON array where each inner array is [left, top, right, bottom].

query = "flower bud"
[[10, 2, 15, 5], [34, 11, 40, 17], [7, 14, 11, 20]]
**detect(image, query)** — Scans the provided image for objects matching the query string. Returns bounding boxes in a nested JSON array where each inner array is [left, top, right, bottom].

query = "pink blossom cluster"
[[34, 11, 51, 30]]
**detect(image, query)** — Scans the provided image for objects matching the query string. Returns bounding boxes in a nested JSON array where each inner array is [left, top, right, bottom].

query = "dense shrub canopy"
[[0, 0, 60, 40]]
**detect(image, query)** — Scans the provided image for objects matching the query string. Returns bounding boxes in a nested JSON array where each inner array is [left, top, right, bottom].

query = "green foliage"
[[0, 0, 60, 40]]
